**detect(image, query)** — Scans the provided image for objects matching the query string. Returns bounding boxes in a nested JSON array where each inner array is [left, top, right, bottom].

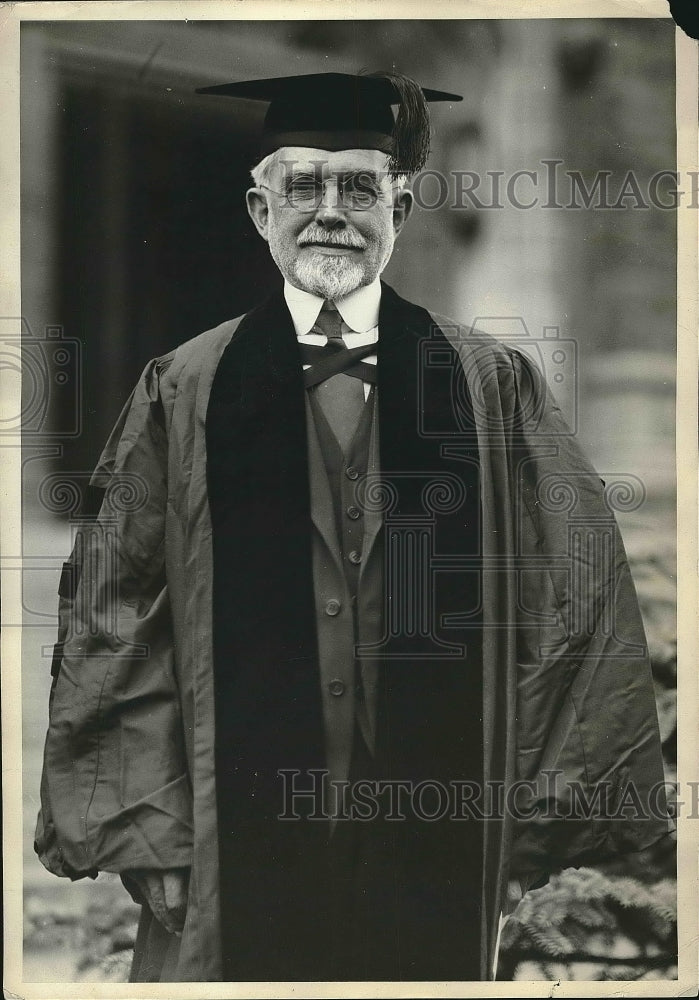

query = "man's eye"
[[288, 181, 320, 196], [347, 176, 378, 193], [343, 175, 380, 201]]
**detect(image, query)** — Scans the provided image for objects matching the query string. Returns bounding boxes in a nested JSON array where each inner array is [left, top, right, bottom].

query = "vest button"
[[346, 505, 361, 520], [345, 466, 359, 480], [348, 550, 362, 565], [325, 599, 341, 616], [328, 679, 345, 697]]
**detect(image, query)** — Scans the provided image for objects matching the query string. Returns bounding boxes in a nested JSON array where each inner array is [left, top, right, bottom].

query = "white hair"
[[249, 149, 409, 190], [249, 150, 282, 188]]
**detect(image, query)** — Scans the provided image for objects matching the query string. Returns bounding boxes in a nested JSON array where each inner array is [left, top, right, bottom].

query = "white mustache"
[[298, 227, 366, 250]]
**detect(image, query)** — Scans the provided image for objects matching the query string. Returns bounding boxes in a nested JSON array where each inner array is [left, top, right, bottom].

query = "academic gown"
[[35, 281, 673, 982]]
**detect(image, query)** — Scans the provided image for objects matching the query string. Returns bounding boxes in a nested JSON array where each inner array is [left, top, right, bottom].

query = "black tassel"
[[367, 70, 431, 178]]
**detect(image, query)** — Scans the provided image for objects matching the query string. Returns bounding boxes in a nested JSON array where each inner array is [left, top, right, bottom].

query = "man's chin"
[[293, 257, 369, 300]]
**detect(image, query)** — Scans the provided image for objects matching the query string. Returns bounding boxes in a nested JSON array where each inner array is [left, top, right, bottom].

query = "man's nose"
[[313, 180, 347, 227]]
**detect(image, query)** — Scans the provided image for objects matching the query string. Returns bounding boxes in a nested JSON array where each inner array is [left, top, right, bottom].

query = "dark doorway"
[[56, 80, 280, 470]]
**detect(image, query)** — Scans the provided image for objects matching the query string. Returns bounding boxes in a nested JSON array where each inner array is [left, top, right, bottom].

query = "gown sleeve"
[[506, 348, 674, 879], [34, 356, 194, 879]]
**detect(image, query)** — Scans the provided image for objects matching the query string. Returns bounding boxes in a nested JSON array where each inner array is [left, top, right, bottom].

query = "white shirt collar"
[[283, 278, 381, 336]]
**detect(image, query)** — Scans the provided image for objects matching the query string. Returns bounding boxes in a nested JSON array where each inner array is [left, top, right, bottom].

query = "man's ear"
[[392, 187, 414, 238], [246, 188, 270, 242]]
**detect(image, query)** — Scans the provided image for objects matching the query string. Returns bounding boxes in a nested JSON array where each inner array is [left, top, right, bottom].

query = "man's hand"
[[124, 868, 190, 936]]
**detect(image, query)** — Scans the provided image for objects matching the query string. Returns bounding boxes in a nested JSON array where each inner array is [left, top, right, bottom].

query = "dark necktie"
[[311, 305, 366, 454]]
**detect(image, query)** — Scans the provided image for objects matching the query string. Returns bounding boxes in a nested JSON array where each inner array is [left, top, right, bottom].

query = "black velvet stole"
[[206, 282, 483, 980], [371, 282, 483, 980]]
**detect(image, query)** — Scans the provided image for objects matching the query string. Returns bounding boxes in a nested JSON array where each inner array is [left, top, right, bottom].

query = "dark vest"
[[308, 382, 376, 757]]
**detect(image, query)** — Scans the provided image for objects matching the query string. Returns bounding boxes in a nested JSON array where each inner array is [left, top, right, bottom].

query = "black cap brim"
[[196, 71, 462, 175], [195, 72, 462, 104]]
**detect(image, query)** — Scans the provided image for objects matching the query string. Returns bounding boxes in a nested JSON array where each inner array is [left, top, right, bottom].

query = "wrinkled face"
[[246, 147, 413, 299]]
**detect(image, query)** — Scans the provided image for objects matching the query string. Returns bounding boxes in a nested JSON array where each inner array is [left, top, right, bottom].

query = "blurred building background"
[[20, 18, 677, 981]]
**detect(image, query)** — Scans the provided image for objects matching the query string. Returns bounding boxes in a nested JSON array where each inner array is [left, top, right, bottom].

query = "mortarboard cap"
[[196, 71, 462, 177]]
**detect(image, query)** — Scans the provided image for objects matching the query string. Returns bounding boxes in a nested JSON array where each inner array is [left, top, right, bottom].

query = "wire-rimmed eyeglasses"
[[260, 171, 393, 212]]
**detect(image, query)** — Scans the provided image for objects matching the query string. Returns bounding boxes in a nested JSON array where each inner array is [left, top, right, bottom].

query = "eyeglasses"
[[261, 172, 391, 212]]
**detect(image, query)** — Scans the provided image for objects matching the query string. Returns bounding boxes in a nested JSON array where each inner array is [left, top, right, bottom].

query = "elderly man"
[[36, 71, 671, 983]]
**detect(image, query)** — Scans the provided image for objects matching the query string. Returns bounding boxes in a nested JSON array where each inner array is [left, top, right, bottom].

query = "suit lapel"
[[376, 280, 434, 502], [358, 389, 382, 582], [357, 283, 421, 578]]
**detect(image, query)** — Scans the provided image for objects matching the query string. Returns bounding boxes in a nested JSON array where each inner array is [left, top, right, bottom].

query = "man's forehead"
[[274, 147, 390, 175]]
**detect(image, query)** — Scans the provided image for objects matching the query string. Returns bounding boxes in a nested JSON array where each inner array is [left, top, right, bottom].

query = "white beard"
[[292, 252, 366, 300]]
